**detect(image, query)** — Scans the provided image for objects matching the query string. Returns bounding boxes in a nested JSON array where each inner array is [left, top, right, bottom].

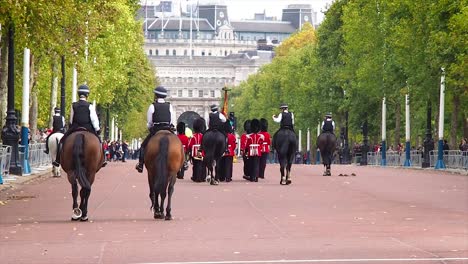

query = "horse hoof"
[[72, 208, 82, 220], [205, 176, 211, 183], [80, 216, 89, 222], [71, 217, 80, 221], [164, 215, 173, 221], [286, 180, 292, 185], [210, 180, 219, 185]]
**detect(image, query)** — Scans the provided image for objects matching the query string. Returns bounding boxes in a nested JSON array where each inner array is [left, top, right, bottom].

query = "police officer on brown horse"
[[53, 84, 107, 168], [135, 86, 176, 173]]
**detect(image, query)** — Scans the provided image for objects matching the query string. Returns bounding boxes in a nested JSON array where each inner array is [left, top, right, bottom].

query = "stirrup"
[[101, 161, 108, 168], [52, 161, 60, 167]]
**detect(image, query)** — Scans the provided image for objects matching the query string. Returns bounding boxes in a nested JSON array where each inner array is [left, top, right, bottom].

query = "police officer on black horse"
[[321, 112, 335, 134], [206, 104, 229, 154], [44, 107, 65, 154], [53, 84, 107, 168], [135, 85, 177, 173]]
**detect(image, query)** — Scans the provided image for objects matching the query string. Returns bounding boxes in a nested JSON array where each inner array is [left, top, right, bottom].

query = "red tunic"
[[240, 133, 248, 156], [226, 133, 237, 157], [188, 133, 204, 158], [245, 133, 265, 157], [259, 131, 271, 154], [177, 134, 189, 153]]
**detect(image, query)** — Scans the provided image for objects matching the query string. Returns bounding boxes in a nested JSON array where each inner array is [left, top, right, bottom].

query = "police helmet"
[[210, 104, 219, 112], [78, 84, 90, 97], [279, 103, 288, 109], [54, 107, 60, 114], [325, 112, 332, 118], [154, 86, 167, 98]]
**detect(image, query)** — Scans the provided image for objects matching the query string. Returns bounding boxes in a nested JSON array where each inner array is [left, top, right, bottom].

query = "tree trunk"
[[394, 101, 401, 147], [48, 60, 58, 128], [29, 55, 38, 142], [464, 115, 468, 140], [449, 94, 460, 149], [0, 26, 8, 129]]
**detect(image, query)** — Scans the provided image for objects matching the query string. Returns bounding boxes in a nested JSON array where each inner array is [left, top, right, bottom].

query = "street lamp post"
[[422, 100, 434, 168], [1, 23, 22, 175], [360, 118, 369, 166]]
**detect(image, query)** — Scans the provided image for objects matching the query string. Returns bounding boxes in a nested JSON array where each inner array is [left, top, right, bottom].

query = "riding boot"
[[101, 147, 108, 168], [52, 142, 61, 167], [135, 147, 144, 173]]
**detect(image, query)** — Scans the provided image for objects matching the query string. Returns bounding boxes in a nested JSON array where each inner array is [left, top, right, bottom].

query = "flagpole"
[[190, 0, 193, 60]]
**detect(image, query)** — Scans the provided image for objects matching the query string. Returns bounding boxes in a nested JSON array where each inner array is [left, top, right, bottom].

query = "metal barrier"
[[0, 145, 13, 183], [27, 143, 50, 171], [367, 152, 381, 166], [430, 150, 467, 169]]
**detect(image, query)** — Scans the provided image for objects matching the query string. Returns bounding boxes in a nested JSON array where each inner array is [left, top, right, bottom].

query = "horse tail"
[[154, 136, 169, 196], [72, 133, 90, 190]]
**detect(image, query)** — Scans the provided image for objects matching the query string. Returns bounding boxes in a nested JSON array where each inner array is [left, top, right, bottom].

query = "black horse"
[[317, 132, 337, 176], [202, 129, 226, 185], [273, 128, 297, 185]]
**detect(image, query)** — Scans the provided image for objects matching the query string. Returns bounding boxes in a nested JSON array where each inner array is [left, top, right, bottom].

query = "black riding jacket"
[[280, 112, 293, 128], [209, 112, 223, 130], [72, 100, 94, 132], [52, 115, 64, 133], [323, 120, 334, 132], [152, 102, 171, 125]]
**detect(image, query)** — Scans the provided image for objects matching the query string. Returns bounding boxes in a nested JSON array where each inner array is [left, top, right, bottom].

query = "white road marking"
[[133, 257, 468, 264]]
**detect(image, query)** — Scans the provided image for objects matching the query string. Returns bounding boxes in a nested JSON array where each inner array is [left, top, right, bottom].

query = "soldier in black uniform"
[[135, 86, 175, 173], [44, 107, 65, 154], [53, 84, 107, 167]]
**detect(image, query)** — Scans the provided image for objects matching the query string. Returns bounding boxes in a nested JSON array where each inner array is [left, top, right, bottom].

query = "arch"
[[149, 49, 153, 55], [156, 49, 159, 56], [173, 49, 177, 56], [178, 111, 202, 130], [166, 49, 169, 55]]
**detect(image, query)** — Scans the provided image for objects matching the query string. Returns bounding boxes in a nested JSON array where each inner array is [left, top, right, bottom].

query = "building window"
[[210, 90, 215, 97], [166, 49, 169, 55], [173, 49, 176, 56], [184, 50, 187, 56], [192, 50, 195, 56], [208, 50, 212, 56], [178, 90, 182, 97], [198, 90, 203, 97], [224, 50, 227, 56], [156, 49, 159, 56], [202, 51, 205, 56], [149, 49, 152, 55], [188, 90, 193, 97]]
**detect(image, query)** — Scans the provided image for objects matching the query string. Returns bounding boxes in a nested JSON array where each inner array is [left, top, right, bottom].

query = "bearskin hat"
[[176, 122, 185, 134], [260, 118, 268, 132], [193, 118, 205, 133], [250, 119, 260, 133], [244, 120, 252, 134]]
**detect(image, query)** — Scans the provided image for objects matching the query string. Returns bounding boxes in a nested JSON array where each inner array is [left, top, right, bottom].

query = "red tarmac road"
[[0, 161, 467, 264]]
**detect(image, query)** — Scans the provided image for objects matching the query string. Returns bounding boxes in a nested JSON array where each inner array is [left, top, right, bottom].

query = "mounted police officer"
[[321, 112, 335, 134], [207, 104, 229, 153], [135, 85, 175, 173], [44, 107, 65, 154], [53, 84, 107, 167], [272, 103, 294, 130]]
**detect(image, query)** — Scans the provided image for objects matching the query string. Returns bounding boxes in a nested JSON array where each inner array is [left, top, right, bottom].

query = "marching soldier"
[[188, 118, 206, 182], [258, 118, 271, 179]]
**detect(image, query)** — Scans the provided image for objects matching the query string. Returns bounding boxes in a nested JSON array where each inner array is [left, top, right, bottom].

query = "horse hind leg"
[[286, 163, 292, 185], [71, 183, 81, 221], [165, 178, 176, 220], [327, 164, 331, 176], [279, 161, 286, 185], [79, 187, 91, 221]]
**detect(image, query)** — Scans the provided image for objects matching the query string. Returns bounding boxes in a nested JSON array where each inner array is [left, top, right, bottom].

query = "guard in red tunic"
[[245, 119, 264, 182], [258, 118, 271, 179], [176, 122, 189, 179], [188, 118, 206, 182], [218, 121, 237, 182], [240, 120, 251, 181]]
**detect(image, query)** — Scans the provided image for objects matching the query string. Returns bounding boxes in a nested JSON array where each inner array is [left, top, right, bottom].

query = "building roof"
[[147, 17, 215, 31], [230, 20, 296, 33]]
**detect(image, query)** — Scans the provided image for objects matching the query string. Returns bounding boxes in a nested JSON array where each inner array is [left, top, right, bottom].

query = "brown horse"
[[145, 130, 184, 220], [60, 131, 104, 221]]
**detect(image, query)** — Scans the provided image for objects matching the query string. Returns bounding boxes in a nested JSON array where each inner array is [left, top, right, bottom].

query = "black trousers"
[[259, 153, 268, 178], [217, 156, 233, 181], [191, 158, 206, 182]]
